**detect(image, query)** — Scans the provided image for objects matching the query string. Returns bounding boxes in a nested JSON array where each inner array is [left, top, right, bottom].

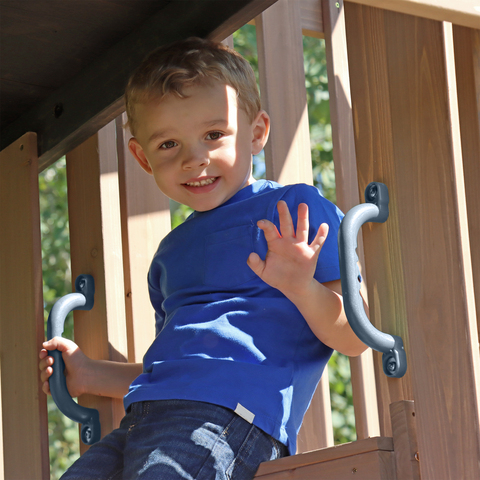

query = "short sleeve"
[[275, 184, 344, 284]]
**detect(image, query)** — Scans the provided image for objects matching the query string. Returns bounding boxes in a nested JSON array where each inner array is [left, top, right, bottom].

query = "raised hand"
[[247, 200, 329, 299]]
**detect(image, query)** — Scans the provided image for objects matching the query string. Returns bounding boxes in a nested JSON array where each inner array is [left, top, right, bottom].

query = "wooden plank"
[[0, 0, 278, 171], [300, 0, 324, 38], [0, 133, 49, 479], [322, 0, 380, 440], [453, 25, 480, 342], [116, 115, 171, 363], [248, 0, 326, 38], [255, 436, 394, 478], [256, 0, 314, 186], [344, 2, 414, 438], [255, 450, 395, 479], [66, 121, 129, 452], [256, 0, 330, 453], [346, 0, 480, 30], [297, 373, 334, 451], [345, 4, 480, 478], [390, 400, 420, 480]]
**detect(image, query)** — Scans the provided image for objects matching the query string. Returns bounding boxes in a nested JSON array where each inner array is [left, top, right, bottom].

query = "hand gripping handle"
[[338, 183, 407, 378], [46, 274, 101, 444]]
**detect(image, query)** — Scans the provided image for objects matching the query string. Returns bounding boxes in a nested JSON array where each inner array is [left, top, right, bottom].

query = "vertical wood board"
[[390, 400, 420, 480], [0, 133, 49, 479], [345, 3, 480, 478], [297, 371, 334, 451], [67, 122, 129, 452], [256, 0, 333, 453], [116, 115, 171, 363], [256, 0, 314, 185], [453, 25, 480, 343], [344, 2, 416, 438], [322, 0, 380, 440]]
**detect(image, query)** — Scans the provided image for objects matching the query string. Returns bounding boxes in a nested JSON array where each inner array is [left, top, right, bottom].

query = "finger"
[[296, 203, 309, 244], [247, 252, 265, 277], [276, 201, 295, 238], [39, 354, 53, 372], [257, 219, 281, 244], [43, 337, 69, 352], [312, 223, 329, 251], [42, 380, 51, 396], [40, 365, 53, 384]]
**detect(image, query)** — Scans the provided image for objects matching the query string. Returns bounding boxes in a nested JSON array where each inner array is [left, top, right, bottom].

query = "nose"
[[182, 145, 210, 171]]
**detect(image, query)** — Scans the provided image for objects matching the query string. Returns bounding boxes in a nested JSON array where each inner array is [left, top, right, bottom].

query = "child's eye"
[[160, 140, 177, 149], [206, 131, 223, 141]]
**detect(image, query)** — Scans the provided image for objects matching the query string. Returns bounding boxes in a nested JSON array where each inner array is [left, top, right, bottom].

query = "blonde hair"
[[125, 37, 261, 136]]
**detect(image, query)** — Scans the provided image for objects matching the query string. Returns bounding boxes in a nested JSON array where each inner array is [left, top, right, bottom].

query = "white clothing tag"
[[234, 403, 255, 424]]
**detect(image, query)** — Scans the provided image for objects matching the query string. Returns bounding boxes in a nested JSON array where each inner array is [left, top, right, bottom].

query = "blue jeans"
[[61, 400, 288, 480]]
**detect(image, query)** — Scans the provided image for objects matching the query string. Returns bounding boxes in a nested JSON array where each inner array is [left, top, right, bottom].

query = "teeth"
[[186, 177, 216, 187]]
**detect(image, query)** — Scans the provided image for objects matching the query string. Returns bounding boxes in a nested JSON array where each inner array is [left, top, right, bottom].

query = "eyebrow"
[[203, 119, 228, 127], [148, 130, 171, 144], [148, 119, 228, 144]]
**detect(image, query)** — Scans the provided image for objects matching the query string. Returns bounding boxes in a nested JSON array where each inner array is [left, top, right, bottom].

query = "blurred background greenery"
[[41, 25, 354, 479]]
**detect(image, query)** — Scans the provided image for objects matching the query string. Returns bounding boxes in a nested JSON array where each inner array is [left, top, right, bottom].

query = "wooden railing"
[[1, 1, 479, 479]]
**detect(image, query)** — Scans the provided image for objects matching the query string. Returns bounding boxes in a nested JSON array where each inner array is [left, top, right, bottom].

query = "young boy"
[[39, 37, 366, 480]]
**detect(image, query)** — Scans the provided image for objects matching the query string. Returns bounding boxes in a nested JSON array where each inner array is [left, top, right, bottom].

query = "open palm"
[[247, 200, 329, 298]]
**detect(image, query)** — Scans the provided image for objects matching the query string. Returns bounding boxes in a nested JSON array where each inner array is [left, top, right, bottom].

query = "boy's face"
[[128, 81, 269, 212]]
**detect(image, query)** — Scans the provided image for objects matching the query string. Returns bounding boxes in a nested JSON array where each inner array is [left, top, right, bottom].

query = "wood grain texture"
[[346, 0, 480, 30], [345, 3, 480, 478], [390, 400, 420, 480], [116, 114, 171, 363], [322, 0, 380, 440], [0, 133, 49, 479], [66, 122, 129, 452], [256, 0, 314, 186], [297, 372, 334, 452], [345, 2, 414, 438], [255, 436, 394, 478], [453, 25, 480, 344], [256, 0, 331, 453]]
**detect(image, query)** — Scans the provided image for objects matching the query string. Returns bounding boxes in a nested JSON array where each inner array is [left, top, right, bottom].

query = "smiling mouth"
[[184, 177, 218, 187]]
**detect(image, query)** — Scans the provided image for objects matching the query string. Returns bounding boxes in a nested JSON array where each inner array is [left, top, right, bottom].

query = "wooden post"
[[256, 0, 314, 185], [256, 0, 333, 452], [390, 401, 420, 480], [116, 114, 171, 363], [345, 3, 480, 478], [453, 25, 480, 341], [0, 133, 49, 479], [322, 0, 380, 441], [66, 121, 129, 452]]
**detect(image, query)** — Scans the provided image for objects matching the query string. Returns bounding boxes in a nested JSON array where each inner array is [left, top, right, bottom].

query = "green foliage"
[[328, 352, 356, 443], [39, 157, 80, 478]]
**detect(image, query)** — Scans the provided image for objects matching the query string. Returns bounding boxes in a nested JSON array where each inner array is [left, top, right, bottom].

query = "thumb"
[[43, 336, 76, 353], [247, 252, 265, 277]]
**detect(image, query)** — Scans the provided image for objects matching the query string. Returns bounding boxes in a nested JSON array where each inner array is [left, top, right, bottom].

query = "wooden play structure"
[[1, 0, 479, 478]]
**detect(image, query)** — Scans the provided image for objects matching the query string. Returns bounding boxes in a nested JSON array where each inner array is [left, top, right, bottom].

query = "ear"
[[128, 137, 153, 175], [251, 110, 270, 155]]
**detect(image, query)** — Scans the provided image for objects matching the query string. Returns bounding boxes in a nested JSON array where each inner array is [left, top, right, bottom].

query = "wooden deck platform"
[[255, 437, 395, 479]]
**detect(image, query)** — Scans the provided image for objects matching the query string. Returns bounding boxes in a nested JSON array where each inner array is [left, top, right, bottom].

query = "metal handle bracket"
[[338, 182, 407, 378], [47, 274, 101, 444]]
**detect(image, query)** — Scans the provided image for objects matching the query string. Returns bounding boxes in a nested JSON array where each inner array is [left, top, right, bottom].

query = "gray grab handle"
[[338, 183, 407, 378], [46, 274, 101, 444]]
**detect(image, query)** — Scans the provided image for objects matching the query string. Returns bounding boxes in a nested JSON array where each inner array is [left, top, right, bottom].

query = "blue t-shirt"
[[124, 180, 344, 453]]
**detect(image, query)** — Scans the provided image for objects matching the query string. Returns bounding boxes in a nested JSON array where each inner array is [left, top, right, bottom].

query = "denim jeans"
[[61, 400, 289, 480]]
